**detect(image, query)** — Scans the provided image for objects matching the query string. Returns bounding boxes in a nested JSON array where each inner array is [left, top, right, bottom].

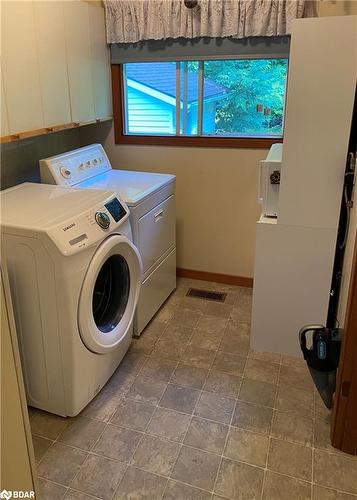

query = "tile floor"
[[30, 278, 357, 500]]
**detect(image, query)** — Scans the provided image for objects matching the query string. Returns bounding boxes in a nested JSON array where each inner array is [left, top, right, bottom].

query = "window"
[[112, 58, 288, 148]]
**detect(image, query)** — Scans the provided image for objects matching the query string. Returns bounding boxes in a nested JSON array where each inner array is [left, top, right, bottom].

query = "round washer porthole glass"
[[92, 255, 130, 333]]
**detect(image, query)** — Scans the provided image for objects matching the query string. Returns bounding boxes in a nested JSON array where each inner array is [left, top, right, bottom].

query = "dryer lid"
[[74, 169, 176, 207]]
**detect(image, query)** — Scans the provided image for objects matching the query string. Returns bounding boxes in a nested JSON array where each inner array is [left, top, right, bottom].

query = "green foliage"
[[192, 59, 288, 136]]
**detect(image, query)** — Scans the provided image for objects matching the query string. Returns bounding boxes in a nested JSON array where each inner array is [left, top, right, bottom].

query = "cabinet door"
[[33, 1, 71, 127], [64, 1, 95, 124], [1, 1, 43, 133], [88, 3, 112, 120], [1, 74, 9, 137]]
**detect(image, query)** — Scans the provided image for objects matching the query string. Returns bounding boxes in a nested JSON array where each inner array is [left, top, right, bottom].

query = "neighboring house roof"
[[126, 62, 228, 105]]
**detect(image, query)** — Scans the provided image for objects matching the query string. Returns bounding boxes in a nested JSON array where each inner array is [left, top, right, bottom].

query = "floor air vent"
[[186, 288, 226, 302]]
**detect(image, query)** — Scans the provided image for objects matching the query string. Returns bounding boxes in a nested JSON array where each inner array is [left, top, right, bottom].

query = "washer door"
[[78, 235, 142, 354]]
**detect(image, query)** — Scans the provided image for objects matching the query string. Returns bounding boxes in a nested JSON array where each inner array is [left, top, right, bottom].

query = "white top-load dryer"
[[40, 144, 176, 335], [0, 183, 142, 416]]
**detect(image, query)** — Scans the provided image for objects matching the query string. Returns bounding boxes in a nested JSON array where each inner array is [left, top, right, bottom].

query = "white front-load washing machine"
[[40, 144, 176, 336], [0, 183, 142, 417]]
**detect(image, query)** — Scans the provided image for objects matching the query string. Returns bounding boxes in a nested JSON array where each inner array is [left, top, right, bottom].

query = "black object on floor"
[[186, 288, 227, 303], [299, 325, 343, 409]]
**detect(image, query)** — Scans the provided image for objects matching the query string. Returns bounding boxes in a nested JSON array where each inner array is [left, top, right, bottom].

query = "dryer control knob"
[[95, 212, 110, 229], [60, 166, 71, 179]]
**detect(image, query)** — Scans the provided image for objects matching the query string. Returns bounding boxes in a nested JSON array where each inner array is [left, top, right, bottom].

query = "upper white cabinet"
[[88, 2, 112, 120], [1, 1, 44, 134], [1, 0, 112, 140], [33, 1, 71, 127], [64, 1, 95, 125]]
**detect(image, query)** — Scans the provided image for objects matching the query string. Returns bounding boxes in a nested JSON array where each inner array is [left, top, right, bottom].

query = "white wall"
[[317, 0, 357, 17], [80, 3, 357, 280], [80, 122, 264, 278]]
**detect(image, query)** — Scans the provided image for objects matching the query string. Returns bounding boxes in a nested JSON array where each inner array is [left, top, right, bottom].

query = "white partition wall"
[[252, 220, 337, 356], [251, 16, 357, 356], [279, 16, 357, 230]]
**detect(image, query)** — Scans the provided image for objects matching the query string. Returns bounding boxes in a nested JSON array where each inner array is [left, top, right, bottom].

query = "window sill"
[[113, 134, 283, 149]]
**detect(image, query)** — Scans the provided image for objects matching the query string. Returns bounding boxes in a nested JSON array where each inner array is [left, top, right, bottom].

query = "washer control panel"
[[47, 195, 129, 255], [104, 197, 127, 222], [40, 144, 112, 187], [95, 211, 111, 229]]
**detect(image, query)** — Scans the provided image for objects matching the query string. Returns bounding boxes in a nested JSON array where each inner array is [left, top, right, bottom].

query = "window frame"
[[111, 64, 284, 149]]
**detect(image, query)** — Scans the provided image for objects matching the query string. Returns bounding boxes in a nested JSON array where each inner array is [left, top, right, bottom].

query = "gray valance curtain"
[[103, 0, 316, 44]]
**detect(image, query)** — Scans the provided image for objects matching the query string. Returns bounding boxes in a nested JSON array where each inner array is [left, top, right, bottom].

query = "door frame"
[[331, 230, 357, 454], [1, 263, 38, 494]]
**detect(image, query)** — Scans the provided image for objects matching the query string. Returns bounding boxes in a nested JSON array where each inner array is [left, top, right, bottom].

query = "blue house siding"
[[126, 87, 175, 135], [126, 86, 219, 135]]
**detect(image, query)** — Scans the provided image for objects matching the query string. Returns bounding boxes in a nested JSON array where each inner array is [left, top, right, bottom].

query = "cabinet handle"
[[154, 209, 164, 221]]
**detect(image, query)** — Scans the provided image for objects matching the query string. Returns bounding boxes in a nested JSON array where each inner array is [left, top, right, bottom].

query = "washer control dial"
[[60, 166, 71, 179], [95, 211, 110, 229]]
